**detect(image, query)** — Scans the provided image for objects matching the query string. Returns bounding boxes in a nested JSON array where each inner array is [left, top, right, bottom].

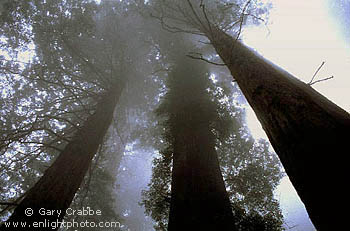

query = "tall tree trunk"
[[168, 126, 236, 231], [166, 62, 236, 231], [205, 28, 350, 230], [1, 87, 123, 230]]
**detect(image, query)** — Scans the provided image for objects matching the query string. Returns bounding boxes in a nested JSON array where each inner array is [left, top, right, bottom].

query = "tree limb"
[[186, 52, 225, 66], [309, 76, 334, 86], [309, 61, 325, 84]]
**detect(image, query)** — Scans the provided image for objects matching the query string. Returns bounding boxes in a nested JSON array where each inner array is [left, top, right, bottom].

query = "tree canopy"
[[1, 0, 347, 230], [141, 55, 283, 231]]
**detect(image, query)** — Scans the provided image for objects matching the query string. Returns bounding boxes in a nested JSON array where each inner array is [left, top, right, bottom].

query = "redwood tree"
[[1, 88, 123, 230], [152, 58, 236, 230], [0, 0, 149, 229], [142, 59, 284, 230], [148, 1, 350, 230]]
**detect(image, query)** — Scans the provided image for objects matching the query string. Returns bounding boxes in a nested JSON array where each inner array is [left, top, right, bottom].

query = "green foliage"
[[0, 0, 100, 214], [0, 0, 281, 230], [141, 149, 172, 230], [0, 0, 34, 49], [142, 58, 284, 231], [61, 135, 123, 231], [0, 0, 147, 222]]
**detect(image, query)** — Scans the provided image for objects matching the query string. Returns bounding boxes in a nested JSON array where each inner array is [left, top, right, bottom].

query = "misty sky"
[[2, 0, 348, 230], [242, 0, 349, 230], [117, 1, 349, 230]]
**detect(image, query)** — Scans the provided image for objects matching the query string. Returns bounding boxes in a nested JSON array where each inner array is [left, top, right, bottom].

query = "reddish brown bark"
[[168, 127, 235, 231], [168, 128, 236, 231], [206, 28, 350, 230], [167, 63, 236, 231], [1, 88, 122, 230]]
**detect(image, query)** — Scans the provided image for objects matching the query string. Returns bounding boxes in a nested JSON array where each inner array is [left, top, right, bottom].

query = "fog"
[[1, 0, 348, 230]]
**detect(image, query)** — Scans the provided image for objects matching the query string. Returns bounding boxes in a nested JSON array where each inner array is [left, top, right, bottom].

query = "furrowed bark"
[[1, 86, 123, 230], [206, 28, 350, 230]]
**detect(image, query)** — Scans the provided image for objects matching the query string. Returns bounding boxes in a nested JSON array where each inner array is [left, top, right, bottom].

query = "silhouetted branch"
[[309, 76, 334, 86], [186, 52, 225, 66], [0, 193, 26, 216], [235, 0, 252, 40], [0, 202, 19, 206], [309, 61, 325, 84], [308, 61, 334, 85]]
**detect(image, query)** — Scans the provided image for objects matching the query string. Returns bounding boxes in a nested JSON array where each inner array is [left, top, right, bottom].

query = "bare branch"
[[41, 115, 80, 130], [0, 202, 19, 206], [60, 35, 111, 88], [186, 0, 209, 32], [235, 0, 252, 41], [150, 13, 204, 35], [309, 61, 325, 84], [186, 52, 225, 66], [0, 192, 27, 216], [307, 61, 334, 85], [309, 76, 334, 86], [199, 2, 213, 34]]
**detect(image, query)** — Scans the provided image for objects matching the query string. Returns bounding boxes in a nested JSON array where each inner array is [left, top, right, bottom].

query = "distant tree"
[[147, 1, 350, 229], [2, 89, 122, 230], [219, 139, 284, 231], [155, 58, 236, 230], [1, 1, 104, 225], [0, 0, 152, 229], [142, 56, 284, 230], [59, 128, 124, 231]]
